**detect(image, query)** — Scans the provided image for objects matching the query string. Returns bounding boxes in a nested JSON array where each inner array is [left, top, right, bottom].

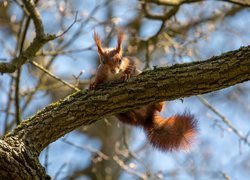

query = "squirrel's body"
[[90, 31, 197, 151]]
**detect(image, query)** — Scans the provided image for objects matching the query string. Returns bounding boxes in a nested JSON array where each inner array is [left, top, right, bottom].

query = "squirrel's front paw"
[[89, 83, 96, 90], [121, 73, 131, 81]]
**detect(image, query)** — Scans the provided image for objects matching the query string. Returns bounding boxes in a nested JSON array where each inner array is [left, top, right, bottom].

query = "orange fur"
[[116, 105, 153, 126], [93, 31, 104, 56], [144, 112, 197, 151], [116, 31, 124, 56], [90, 31, 198, 152]]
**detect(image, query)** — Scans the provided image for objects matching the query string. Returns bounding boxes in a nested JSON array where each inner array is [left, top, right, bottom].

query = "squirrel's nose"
[[115, 69, 120, 74], [112, 68, 120, 74]]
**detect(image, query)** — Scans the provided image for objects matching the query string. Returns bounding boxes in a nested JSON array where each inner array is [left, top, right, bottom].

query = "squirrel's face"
[[94, 31, 125, 75], [101, 49, 123, 75]]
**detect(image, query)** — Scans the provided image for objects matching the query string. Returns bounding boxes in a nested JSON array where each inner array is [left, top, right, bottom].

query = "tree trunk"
[[0, 138, 48, 179]]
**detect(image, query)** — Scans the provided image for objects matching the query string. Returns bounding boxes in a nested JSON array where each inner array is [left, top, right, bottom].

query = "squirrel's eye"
[[119, 59, 122, 64]]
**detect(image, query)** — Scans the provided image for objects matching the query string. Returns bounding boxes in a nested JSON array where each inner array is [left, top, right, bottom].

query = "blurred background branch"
[[0, 0, 250, 179]]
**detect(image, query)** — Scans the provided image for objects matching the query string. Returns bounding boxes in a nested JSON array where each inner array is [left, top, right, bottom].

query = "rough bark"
[[0, 138, 47, 179], [0, 45, 250, 178]]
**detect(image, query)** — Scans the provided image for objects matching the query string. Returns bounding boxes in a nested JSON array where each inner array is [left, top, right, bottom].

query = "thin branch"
[[0, 0, 57, 73], [54, 163, 67, 180], [0, 110, 15, 116], [30, 61, 80, 91], [142, 2, 180, 20], [198, 95, 250, 146], [223, 0, 250, 6], [14, 69, 21, 125], [142, 0, 250, 7], [3, 76, 14, 135], [61, 139, 109, 161], [21, 4, 102, 113], [14, 1, 35, 125], [58, 0, 110, 49], [21, 0, 44, 36], [20, 0, 104, 114], [144, 41, 150, 69], [55, 11, 79, 38], [141, 4, 180, 44], [168, 5, 244, 39], [44, 146, 49, 172], [35, 46, 93, 57], [113, 155, 147, 179], [220, 171, 231, 180], [119, 132, 157, 178]]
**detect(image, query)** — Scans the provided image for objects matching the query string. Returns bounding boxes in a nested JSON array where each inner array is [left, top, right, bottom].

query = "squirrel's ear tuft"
[[93, 31, 104, 56], [116, 30, 124, 56]]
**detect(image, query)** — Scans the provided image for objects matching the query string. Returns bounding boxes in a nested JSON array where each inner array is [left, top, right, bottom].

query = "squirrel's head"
[[93, 31, 124, 74]]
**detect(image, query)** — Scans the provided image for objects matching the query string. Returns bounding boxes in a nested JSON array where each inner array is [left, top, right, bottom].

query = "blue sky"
[[0, 0, 250, 179]]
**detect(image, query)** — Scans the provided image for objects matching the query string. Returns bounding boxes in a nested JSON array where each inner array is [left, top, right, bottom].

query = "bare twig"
[[0, 110, 15, 116], [61, 138, 109, 161], [220, 171, 231, 180], [0, 0, 56, 73], [35, 46, 93, 57], [14, 2, 35, 125], [55, 11, 79, 38], [142, 0, 250, 7], [113, 155, 147, 179], [142, 2, 180, 20], [3, 77, 14, 135], [54, 163, 67, 180], [14, 69, 21, 125], [30, 61, 80, 91], [21, 0, 106, 114], [44, 146, 49, 172], [141, 4, 180, 42], [198, 95, 250, 146]]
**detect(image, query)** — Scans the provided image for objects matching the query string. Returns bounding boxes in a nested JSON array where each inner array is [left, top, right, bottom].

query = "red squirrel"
[[90, 31, 198, 151]]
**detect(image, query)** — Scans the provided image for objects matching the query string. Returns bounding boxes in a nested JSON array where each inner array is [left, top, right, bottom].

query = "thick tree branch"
[[3, 45, 250, 153], [1, 45, 250, 178]]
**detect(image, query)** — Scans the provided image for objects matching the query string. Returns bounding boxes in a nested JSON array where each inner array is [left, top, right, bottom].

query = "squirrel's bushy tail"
[[116, 102, 198, 151], [144, 112, 198, 151]]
